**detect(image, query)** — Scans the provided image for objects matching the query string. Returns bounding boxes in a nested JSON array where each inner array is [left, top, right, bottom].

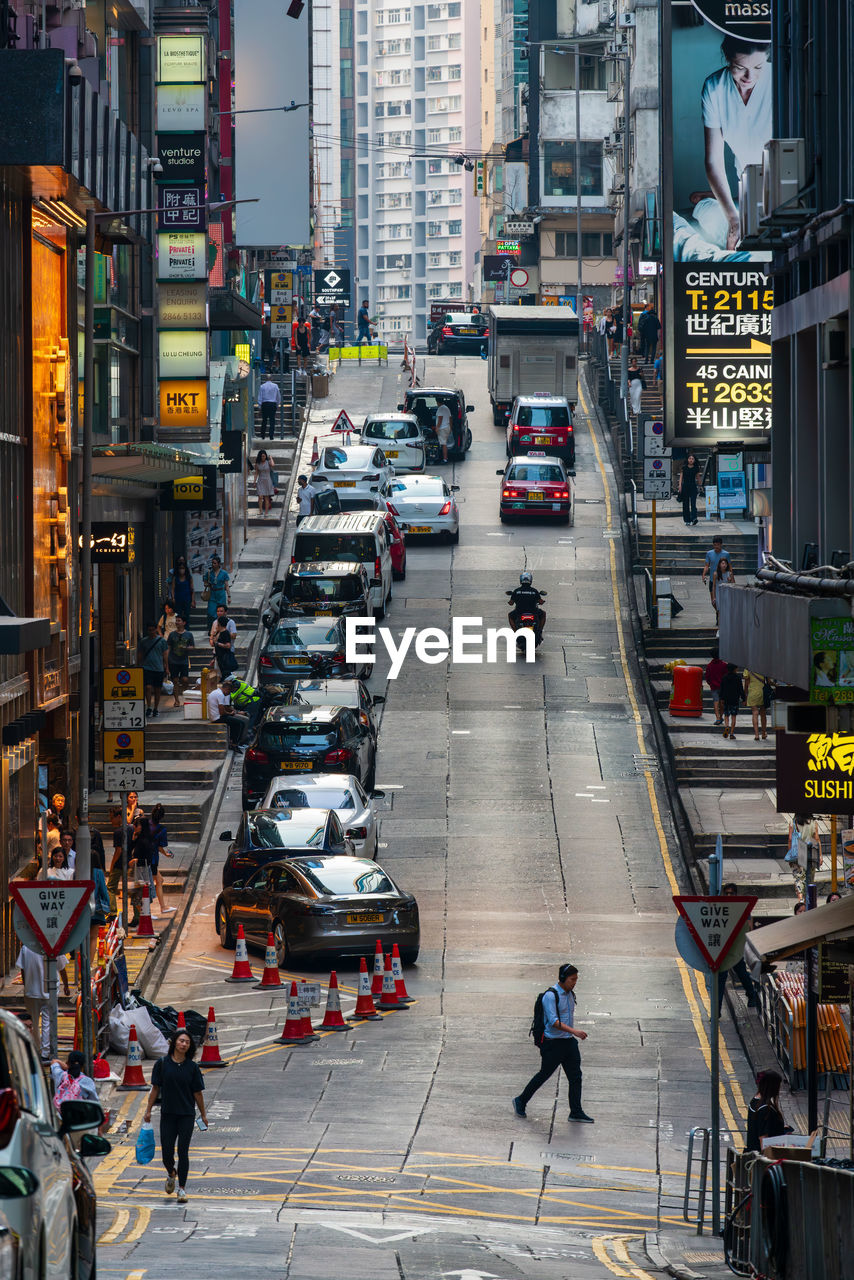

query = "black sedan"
[[242, 704, 377, 807], [215, 856, 420, 965], [285, 677, 384, 742], [220, 807, 353, 887], [434, 312, 489, 355], [258, 617, 364, 686]]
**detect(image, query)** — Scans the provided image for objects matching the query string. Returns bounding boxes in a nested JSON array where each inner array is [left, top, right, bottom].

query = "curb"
[[644, 1232, 707, 1280]]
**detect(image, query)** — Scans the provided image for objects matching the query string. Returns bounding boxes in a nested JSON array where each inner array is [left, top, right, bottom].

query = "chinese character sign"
[[777, 731, 854, 813], [809, 617, 854, 704], [157, 186, 205, 232]]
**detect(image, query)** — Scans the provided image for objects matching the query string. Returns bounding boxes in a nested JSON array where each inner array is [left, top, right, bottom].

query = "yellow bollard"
[[201, 666, 213, 718]]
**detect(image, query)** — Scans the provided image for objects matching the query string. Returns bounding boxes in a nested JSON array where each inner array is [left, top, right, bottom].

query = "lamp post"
[[604, 48, 632, 401]]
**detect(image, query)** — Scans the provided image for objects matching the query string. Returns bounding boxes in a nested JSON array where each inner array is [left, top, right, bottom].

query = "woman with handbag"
[[254, 449, 275, 516], [143, 1029, 208, 1204], [743, 670, 769, 740], [202, 555, 230, 624], [211, 616, 238, 679]]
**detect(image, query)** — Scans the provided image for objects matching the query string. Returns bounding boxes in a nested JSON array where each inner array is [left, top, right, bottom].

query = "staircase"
[[637, 530, 758, 575], [187, 603, 259, 672], [88, 798, 212, 844]]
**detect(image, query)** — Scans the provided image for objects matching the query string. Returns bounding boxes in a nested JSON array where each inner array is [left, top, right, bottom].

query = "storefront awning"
[[91, 443, 205, 484], [745, 896, 854, 978]]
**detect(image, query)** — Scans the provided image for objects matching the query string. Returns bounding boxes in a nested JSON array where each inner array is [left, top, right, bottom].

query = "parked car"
[[0, 1008, 105, 1280], [285, 677, 384, 742], [434, 310, 489, 355], [292, 512, 395, 618], [242, 704, 377, 807], [506, 393, 576, 467], [360, 414, 426, 473], [215, 855, 420, 965], [377, 474, 460, 542], [220, 807, 353, 886], [259, 772, 384, 858], [68, 1132, 111, 1280], [258, 617, 362, 687], [311, 443, 395, 510], [497, 453, 574, 524], [264, 562, 372, 623], [397, 387, 473, 461]]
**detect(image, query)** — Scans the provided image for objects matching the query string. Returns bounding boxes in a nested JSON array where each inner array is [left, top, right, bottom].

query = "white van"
[[292, 512, 394, 618]]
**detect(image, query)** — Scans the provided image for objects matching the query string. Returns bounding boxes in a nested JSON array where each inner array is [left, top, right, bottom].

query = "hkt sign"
[[160, 380, 208, 427]]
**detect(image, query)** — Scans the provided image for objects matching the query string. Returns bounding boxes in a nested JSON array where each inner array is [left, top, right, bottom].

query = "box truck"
[[486, 305, 580, 425]]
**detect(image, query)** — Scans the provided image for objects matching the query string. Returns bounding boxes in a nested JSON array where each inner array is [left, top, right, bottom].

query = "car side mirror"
[[466, 404, 474, 412], [397, 403, 404, 411], [568, 470, 576, 478], [0, 1167, 39, 1198], [59, 1099, 104, 1136], [495, 469, 505, 476], [79, 1133, 112, 1158], [219, 830, 233, 842], [450, 485, 460, 491], [371, 789, 386, 799], [371, 694, 386, 705]]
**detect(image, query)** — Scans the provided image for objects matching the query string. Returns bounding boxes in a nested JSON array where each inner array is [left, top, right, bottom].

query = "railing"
[[684, 1126, 712, 1233], [723, 1148, 755, 1275]]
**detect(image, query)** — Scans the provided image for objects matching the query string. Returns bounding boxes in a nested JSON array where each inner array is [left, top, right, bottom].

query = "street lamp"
[[603, 46, 633, 401]]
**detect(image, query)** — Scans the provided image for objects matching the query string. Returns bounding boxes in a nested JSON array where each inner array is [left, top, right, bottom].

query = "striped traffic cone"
[[254, 933, 284, 989], [371, 939, 384, 996], [390, 944, 414, 1004], [116, 1025, 148, 1090], [298, 986, 320, 1042], [224, 925, 255, 983], [199, 1006, 228, 1068], [278, 982, 307, 1044], [348, 957, 381, 1021], [135, 885, 155, 937], [319, 971, 348, 1031], [377, 953, 406, 1011], [176, 1011, 186, 1030]]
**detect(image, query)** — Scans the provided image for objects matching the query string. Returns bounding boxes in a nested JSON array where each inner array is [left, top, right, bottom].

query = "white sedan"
[[259, 772, 383, 858], [312, 443, 395, 509], [377, 474, 460, 542], [359, 414, 426, 473]]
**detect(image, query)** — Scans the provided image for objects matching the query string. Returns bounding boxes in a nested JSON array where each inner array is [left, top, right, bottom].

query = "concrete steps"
[[637, 532, 758, 575], [88, 795, 213, 843], [138, 720, 227, 760]]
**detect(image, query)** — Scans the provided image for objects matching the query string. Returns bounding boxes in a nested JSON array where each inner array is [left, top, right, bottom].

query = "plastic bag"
[[136, 1122, 155, 1165], [108, 1005, 169, 1058]]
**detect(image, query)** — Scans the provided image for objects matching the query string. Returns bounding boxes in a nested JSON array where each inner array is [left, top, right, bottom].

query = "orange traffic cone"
[[298, 986, 320, 1042], [377, 953, 406, 1011], [224, 924, 255, 982], [97, 926, 106, 964], [390, 944, 414, 1004], [135, 885, 155, 937], [310, 435, 319, 466], [349, 957, 381, 1021], [371, 939, 384, 996], [278, 981, 307, 1044], [92, 1054, 110, 1080], [176, 1011, 186, 1030], [116, 1024, 148, 1090], [199, 1006, 229, 1068], [319, 971, 348, 1031], [255, 933, 284, 989]]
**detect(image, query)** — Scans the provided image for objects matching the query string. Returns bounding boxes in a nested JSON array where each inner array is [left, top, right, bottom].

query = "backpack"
[[530, 985, 560, 1048], [54, 1071, 83, 1112]]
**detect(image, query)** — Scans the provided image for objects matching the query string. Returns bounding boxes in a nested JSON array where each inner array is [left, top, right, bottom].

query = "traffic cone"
[[224, 924, 255, 982], [92, 1054, 110, 1080], [254, 933, 284, 989], [278, 982, 307, 1044], [199, 1006, 228, 1068], [390, 944, 414, 1004], [298, 987, 320, 1042], [319, 971, 348, 1031], [176, 1011, 186, 1030], [116, 1024, 148, 1090], [349, 957, 381, 1021], [371, 939, 384, 996], [377, 953, 407, 1011], [310, 435, 319, 465], [135, 885, 155, 937]]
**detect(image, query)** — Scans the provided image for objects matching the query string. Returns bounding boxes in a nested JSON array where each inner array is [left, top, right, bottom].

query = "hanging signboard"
[[157, 34, 205, 84], [314, 268, 351, 307], [77, 522, 131, 563], [157, 186, 204, 232], [159, 380, 209, 427], [156, 134, 206, 186], [158, 330, 208, 379], [808, 617, 854, 705], [157, 231, 208, 280], [776, 731, 854, 814], [156, 84, 206, 132], [158, 281, 208, 328]]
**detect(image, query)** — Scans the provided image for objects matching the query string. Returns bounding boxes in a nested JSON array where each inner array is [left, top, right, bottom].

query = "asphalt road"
[[95, 354, 753, 1280]]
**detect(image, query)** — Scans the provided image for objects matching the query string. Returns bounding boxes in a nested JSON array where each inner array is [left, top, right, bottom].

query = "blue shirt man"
[[357, 300, 372, 343], [513, 964, 593, 1123], [702, 537, 732, 593]]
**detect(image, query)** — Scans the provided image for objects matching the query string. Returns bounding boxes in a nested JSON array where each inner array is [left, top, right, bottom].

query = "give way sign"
[[673, 895, 757, 972], [9, 881, 93, 958]]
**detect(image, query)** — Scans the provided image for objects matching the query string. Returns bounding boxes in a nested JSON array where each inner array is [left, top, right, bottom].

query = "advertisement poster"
[[809, 617, 854, 705], [664, 0, 773, 446], [186, 509, 224, 578]]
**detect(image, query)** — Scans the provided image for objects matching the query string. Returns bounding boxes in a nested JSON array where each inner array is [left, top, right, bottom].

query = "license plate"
[[407, 525, 432, 533], [552, 502, 562, 511], [528, 492, 544, 501], [458, 327, 476, 335], [285, 657, 305, 665], [512, 503, 525, 510], [347, 912, 383, 924], [313, 609, 335, 616], [333, 480, 356, 488], [280, 761, 309, 770], [384, 450, 399, 458], [534, 436, 551, 445]]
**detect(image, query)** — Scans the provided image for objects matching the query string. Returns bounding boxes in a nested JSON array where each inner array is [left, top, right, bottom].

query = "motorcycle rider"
[[507, 571, 546, 639]]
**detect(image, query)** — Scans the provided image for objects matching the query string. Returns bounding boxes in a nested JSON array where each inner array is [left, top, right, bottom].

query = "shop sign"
[[159, 380, 209, 427], [818, 943, 854, 1004], [690, 0, 771, 42], [159, 470, 218, 510], [496, 240, 521, 256], [776, 731, 854, 814], [156, 134, 206, 186], [157, 185, 204, 231], [77, 522, 132, 563], [219, 430, 243, 473], [157, 34, 205, 84], [314, 268, 351, 307], [156, 84, 205, 132], [157, 231, 208, 280], [42, 667, 63, 702], [158, 281, 207, 329], [158, 330, 207, 379], [809, 617, 854, 705]]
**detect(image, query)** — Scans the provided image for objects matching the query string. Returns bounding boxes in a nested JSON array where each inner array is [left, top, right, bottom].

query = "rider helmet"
[[519, 571, 533, 586]]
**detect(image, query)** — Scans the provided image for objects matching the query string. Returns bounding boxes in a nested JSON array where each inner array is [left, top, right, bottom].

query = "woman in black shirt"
[[678, 453, 702, 526], [144, 1030, 208, 1203], [745, 1070, 791, 1152]]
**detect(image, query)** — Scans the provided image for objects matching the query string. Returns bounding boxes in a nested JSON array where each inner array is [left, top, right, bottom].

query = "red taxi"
[[497, 452, 574, 524], [506, 393, 575, 467]]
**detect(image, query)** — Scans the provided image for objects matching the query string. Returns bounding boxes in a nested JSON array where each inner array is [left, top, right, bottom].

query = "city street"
[[94, 354, 752, 1279]]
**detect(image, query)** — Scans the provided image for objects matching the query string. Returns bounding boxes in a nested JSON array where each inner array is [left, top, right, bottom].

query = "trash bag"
[[136, 1122, 155, 1165], [130, 992, 208, 1044], [108, 1005, 169, 1058]]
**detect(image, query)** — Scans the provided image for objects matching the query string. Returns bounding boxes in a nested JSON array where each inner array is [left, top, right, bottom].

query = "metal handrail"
[[684, 1126, 711, 1233]]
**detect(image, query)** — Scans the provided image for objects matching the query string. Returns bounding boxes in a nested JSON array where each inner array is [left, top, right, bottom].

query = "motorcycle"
[[505, 589, 547, 649]]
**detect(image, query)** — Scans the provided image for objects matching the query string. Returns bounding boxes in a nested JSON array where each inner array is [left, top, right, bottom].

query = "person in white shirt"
[[207, 677, 250, 749], [17, 944, 70, 1060], [295, 475, 317, 524], [434, 402, 453, 462], [43, 848, 74, 881], [257, 374, 281, 441], [208, 604, 237, 650]]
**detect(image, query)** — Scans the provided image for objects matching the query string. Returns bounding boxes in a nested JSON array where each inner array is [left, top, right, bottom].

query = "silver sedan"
[[259, 772, 383, 859], [377, 474, 460, 543]]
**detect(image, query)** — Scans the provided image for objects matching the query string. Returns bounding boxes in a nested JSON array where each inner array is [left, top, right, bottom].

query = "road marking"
[[320, 1223, 439, 1244], [124, 1207, 151, 1244], [675, 957, 741, 1139], [612, 1234, 657, 1279], [99, 1208, 131, 1245]]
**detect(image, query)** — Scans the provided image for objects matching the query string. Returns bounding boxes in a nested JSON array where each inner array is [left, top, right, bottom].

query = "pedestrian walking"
[[626, 357, 646, 417], [719, 662, 743, 739], [512, 964, 594, 1124], [653, 353, 664, 384], [637, 301, 661, 364], [711, 555, 735, 621], [74, 813, 109, 919], [125, 791, 140, 826], [294, 318, 311, 371], [51, 792, 69, 829], [357, 299, 374, 346], [743, 670, 769, 740], [434, 401, 453, 463], [149, 803, 176, 915], [611, 304, 624, 353], [308, 304, 323, 350], [211, 614, 238, 679], [257, 372, 281, 441], [16, 944, 70, 1061], [166, 615, 195, 707], [701, 535, 731, 601], [254, 449, 275, 516], [144, 1029, 208, 1204], [295, 474, 317, 524], [704, 648, 728, 725], [59, 830, 76, 872], [140, 622, 169, 718], [677, 453, 702, 525], [168, 557, 195, 620], [745, 1070, 792, 1152], [158, 600, 178, 639], [207, 676, 250, 749], [130, 815, 156, 905], [107, 807, 132, 919], [50, 1051, 99, 1107], [202, 556, 230, 624], [718, 883, 759, 1009], [208, 604, 236, 648]]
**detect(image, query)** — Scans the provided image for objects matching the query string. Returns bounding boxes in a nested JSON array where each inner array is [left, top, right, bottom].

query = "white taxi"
[[311, 444, 396, 510]]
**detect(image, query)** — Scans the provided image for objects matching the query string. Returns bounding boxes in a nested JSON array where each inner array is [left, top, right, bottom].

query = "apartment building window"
[[428, 96, 461, 113], [341, 8, 353, 46], [341, 157, 354, 199], [379, 224, 410, 240], [447, 65, 461, 80], [427, 221, 443, 237], [448, 126, 462, 142], [544, 141, 603, 197], [376, 254, 412, 268], [448, 250, 461, 266], [386, 101, 411, 116], [378, 284, 412, 300], [428, 283, 445, 298], [427, 2, 461, 17], [377, 38, 411, 54], [428, 128, 443, 144], [427, 66, 442, 82], [378, 8, 410, 24], [340, 58, 353, 97], [553, 230, 614, 257], [428, 159, 446, 174], [448, 219, 462, 236], [447, 188, 462, 204], [427, 35, 442, 50], [428, 252, 443, 266], [447, 282, 462, 297], [387, 131, 411, 145], [448, 32, 461, 49], [376, 69, 410, 86]]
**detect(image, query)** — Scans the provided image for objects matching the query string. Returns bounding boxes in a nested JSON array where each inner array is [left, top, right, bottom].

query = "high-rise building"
[[353, 1, 481, 345]]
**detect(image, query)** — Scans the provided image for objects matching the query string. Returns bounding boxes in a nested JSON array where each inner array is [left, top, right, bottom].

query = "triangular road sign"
[[9, 881, 94, 958], [331, 409, 355, 434], [673, 895, 757, 972]]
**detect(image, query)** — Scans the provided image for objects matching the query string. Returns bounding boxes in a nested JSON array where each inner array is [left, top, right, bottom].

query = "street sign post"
[[10, 881, 94, 958], [331, 409, 355, 440], [103, 670, 146, 794]]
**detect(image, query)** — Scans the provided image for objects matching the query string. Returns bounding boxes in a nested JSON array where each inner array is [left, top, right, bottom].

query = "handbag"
[[136, 1121, 155, 1165], [201, 585, 211, 602], [270, 469, 279, 488]]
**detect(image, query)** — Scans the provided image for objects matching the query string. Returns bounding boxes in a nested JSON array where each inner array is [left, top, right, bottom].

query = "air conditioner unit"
[[606, 77, 622, 102], [738, 163, 764, 240], [618, 12, 636, 26], [761, 138, 806, 217], [599, 0, 614, 24], [606, 41, 620, 56]]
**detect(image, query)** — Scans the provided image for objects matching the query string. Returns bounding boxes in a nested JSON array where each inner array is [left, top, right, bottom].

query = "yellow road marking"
[[125, 1272, 147, 1280], [123, 1207, 151, 1244], [613, 1234, 658, 1279], [99, 1208, 130, 1245], [688, 964, 747, 1121], [592, 1235, 635, 1277]]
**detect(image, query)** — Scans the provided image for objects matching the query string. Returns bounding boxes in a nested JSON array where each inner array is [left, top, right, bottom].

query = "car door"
[[237, 866, 275, 941]]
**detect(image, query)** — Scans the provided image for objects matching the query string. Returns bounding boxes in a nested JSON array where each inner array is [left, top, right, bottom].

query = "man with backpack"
[[513, 963, 594, 1123]]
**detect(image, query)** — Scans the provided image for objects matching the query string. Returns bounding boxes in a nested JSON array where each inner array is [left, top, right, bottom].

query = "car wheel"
[[273, 920, 290, 967], [499, 512, 508, 524], [400, 948, 419, 966], [447, 528, 459, 545], [465, 427, 472, 451], [217, 902, 235, 950]]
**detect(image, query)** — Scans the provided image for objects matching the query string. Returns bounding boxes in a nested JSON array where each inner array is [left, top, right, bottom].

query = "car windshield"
[[320, 448, 372, 470], [270, 623, 339, 646], [450, 314, 485, 326], [272, 787, 354, 810], [390, 477, 446, 496], [292, 681, 357, 707], [407, 396, 458, 423], [365, 419, 419, 441], [293, 534, 376, 563], [297, 862, 396, 896], [260, 728, 337, 749], [516, 405, 570, 428], [247, 812, 327, 847], [508, 464, 565, 483], [286, 577, 362, 603]]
